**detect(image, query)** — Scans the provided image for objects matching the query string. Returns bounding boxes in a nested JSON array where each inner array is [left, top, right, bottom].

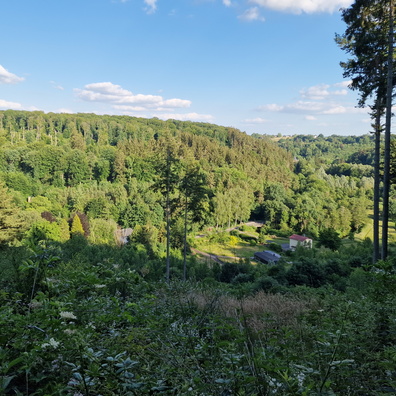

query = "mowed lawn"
[[355, 210, 396, 243], [193, 234, 289, 260], [193, 211, 396, 260]]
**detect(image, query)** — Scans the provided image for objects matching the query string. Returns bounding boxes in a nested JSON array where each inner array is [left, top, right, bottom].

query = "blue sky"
[[1, 0, 377, 136]]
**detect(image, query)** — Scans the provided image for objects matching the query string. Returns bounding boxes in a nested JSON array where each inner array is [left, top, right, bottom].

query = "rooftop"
[[290, 234, 311, 242]]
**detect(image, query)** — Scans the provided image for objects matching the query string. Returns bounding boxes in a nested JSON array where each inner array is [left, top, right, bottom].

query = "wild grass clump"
[[186, 288, 314, 333]]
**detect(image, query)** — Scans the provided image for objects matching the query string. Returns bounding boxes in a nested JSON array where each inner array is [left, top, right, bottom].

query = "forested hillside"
[[0, 110, 375, 246], [3, 110, 396, 394]]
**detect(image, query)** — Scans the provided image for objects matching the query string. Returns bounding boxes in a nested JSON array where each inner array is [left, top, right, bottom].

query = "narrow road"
[[190, 248, 240, 264]]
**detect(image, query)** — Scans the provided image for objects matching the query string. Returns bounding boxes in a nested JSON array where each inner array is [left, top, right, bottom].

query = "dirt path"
[[190, 248, 239, 264], [225, 221, 264, 232]]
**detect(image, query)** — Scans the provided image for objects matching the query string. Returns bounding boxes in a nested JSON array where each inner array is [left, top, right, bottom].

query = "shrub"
[[70, 213, 84, 235], [240, 225, 256, 233], [267, 242, 282, 253]]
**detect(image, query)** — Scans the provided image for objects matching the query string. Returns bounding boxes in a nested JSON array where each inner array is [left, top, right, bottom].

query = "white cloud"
[[116, 107, 215, 122], [335, 80, 352, 88], [259, 100, 325, 113], [300, 83, 349, 100], [258, 81, 360, 118], [0, 65, 24, 84], [322, 106, 347, 114], [50, 81, 64, 90], [261, 103, 283, 112], [249, 0, 353, 14], [238, 7, 265, 21], [113, 105, 150, 112], [258, 100, 362, 116], [157, 112, 215, 122], [75, 82, 191, 110], [0, 99, 23, 109], [244, 117, 268, 124], [57, 108, 74, 113], [300, 84, 330, 100], [223, 0, 232, 6], [83, 82, 131, 96], [144, 0, 157, 13]]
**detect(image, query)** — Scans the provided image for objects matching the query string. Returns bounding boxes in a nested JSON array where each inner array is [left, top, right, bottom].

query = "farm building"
[[254, 250, 281, 264], [289, 234, 312, 250]]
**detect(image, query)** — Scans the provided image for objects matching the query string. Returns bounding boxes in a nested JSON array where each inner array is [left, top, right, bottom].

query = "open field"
[[193, 230, 289, 262], [193, 240, 259, 259], [354, 210, 396, 243]]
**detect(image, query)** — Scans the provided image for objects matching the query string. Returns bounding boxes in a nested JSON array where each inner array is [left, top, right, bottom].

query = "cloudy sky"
[[1, 0, 378, 136]]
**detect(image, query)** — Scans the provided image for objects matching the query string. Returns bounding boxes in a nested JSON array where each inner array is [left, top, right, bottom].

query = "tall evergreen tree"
[[153, 132, 181, 283], [382, 0, 395, 259], [0, 182, 23, 245], [337, 0, 395, 262], [71, 214, 84, 236], [180, 164, 209, 281]]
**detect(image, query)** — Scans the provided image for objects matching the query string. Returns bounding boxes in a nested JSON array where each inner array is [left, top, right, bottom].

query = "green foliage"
[[0, 110, 377, 248], [70, 214, 84, 236], [0, 182, 24, 245], [25, 220, 63, 243], [2, 171, 36, 196], [3, 111, 396, 394], [88, 218, 117, 245], [2, 241, 396, 395], [267, 242, 283, 253], [318, 228, 342, 251], [239, 224, 257, 233]]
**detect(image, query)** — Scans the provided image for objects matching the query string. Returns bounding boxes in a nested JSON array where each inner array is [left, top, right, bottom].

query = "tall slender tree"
[[0, 182, 24, 245], [179, 163, 209, 281], [153, 132, 181, 283], [382, 0, 394, 260], [336, 0, 395, 262]]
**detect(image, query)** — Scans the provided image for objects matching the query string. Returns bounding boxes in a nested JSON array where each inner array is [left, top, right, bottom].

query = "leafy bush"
[[240, 225, 257, 233], [267, 242, 282, 253]]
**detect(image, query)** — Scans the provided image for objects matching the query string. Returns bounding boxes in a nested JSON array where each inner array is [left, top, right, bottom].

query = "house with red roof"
[[289, 234, 313, 250]]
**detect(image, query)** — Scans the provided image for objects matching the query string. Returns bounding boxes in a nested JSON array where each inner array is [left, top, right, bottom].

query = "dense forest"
[[2, 110, 396, 394], [0, 110, 376, 244]]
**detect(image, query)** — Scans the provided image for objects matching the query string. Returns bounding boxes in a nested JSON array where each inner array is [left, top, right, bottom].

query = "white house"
[[289, 234, 312, 250]]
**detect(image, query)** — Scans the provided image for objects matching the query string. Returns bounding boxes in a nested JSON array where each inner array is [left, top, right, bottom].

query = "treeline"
[[0, 110, 375, 250], [276, 133, 374, 167]]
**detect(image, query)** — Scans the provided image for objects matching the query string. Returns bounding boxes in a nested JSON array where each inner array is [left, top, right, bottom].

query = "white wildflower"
[[42, 338, 60, 349], [64, 329, 77, 335], [28, 301, 43, 309], [60, 311, 77, 320], [297, 372, 305, 387], [94, 284, 106, 289], [46, 278, 58, 283]]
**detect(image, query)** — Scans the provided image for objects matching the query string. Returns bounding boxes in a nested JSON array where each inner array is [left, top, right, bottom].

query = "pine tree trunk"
[[183, 195, 188, 281], [166, 149, 171, 283], [382, 0, 394, 260], [373, 99, 382, 263]]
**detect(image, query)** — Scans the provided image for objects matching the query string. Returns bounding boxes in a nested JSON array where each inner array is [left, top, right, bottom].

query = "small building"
[[254, 250, 281, 265], [115, 228, 133, 245], [289, 234, 312, 250]]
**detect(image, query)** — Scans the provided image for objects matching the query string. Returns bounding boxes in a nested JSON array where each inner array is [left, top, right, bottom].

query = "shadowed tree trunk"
[[382, 0, 394, 260], [373, 103, 382, 263]]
